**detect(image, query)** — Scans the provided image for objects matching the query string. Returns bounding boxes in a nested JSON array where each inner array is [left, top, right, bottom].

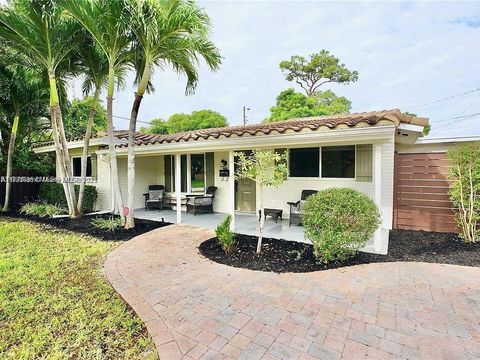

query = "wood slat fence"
[[393, 152, 458, 233], [0, 170, 41, 209]]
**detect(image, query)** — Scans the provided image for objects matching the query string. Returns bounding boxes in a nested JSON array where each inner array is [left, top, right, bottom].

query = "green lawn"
[[0, 218, 157, 359]]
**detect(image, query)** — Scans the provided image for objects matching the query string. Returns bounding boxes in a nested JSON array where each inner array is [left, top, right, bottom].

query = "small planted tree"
[[235, 150, 288, 253], [215, 215, 235, 253], [448, 143, 480, 243]]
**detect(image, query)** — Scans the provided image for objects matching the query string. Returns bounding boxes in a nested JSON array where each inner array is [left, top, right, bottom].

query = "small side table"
[[259, 208, 283, 223]]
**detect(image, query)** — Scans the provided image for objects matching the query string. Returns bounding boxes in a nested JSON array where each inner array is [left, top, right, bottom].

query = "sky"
[[69, 1, 480, 138]]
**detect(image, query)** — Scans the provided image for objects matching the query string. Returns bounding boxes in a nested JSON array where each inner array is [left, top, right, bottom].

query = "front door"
[[236, 178, 256, 212]]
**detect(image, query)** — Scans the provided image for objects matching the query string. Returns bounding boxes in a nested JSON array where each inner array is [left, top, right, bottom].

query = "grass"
[[92, 216, 122, 232], [0, 218, 157, 359]]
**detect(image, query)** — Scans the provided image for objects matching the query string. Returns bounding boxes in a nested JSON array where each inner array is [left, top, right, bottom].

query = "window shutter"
[[164, 155, 172, 192], [356, 144, 373, 182], [181, 155, 187, 192], [205, 152, 215, 188]]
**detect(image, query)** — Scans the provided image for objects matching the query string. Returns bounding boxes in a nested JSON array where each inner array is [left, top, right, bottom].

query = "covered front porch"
[[134, 208, 307, 243]]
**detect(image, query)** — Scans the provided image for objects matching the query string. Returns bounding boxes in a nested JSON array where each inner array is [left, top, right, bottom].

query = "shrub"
[[215, 215, 235, 253], [20, 202, 66, 218], [91, 216, 122, 232], [39, 183, 97, 213], [448, 143, 480, 243], [302, 188, 381, 263]]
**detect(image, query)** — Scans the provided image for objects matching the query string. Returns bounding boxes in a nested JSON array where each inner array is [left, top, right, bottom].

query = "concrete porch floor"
[[134, 208, 308, 243]]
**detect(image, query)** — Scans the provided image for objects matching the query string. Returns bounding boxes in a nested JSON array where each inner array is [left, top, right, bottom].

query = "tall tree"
[[139, 118, 169, 134], [141, 109, 228, 134], [280, 50, 358, 96], [74, 37, 113, 214], [0, 63, 48, 211], [264, 88, 351, 123], [0, 0, 81, 217], [62, 0, 133, 222], [125, 0, 221, 228]]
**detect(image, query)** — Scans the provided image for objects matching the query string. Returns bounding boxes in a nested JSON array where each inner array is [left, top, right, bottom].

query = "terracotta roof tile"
[[33, 109, 428, 149]]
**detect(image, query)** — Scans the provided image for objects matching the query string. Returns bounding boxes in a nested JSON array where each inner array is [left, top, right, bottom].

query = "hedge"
[[39, 183, 98, 213]]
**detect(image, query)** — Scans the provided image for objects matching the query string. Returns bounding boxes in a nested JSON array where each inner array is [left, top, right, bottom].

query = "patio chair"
[[186, 186, 217, 215], [143, 185, 165, 210], [287, 189, 318, 226]]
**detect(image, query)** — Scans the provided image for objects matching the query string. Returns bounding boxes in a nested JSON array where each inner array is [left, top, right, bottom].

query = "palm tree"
[[0, 62, 48, 211], [124, 0, 221, 228], [75, 34, 125, 214], [0, 0, 81, 217], [61, 0, 133, 223]]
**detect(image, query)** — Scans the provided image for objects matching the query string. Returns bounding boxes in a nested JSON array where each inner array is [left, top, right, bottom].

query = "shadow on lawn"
[[1, 211, 170, 241]]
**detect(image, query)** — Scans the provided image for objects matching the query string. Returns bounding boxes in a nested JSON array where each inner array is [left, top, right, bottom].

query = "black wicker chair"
[[186, 186, 217, 215], [287, 189, 318, 226], [143, 185, 165, 210]]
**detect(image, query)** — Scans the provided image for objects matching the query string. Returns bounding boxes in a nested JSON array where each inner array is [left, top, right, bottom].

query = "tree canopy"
[[141, 109, 228, 134], [63, 97, 108, 140], [264, 88, 351, 123], [280, 50, 358, 96]]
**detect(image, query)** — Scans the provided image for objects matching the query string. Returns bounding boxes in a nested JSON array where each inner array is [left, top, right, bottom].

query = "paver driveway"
[[104, 225, 480, 360]]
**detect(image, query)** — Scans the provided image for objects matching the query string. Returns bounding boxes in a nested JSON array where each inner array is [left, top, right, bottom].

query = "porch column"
[[228, 150, 235, 230], [373, 143, 383, 253], [175, 153, 181, 224]]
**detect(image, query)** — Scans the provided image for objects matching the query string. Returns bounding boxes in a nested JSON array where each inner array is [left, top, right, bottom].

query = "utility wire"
[[112, 114, 152, 126], [432, 113, 480, 131], [404, 87, 480, 110]]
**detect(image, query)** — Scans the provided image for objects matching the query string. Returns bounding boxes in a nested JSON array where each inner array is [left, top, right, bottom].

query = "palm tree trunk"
[[48, 75, 75, 215], [125, 93, 143, 229], [77, 88, 100, 214], [106, 66, 125, 224], [125, 61, 150, 229], [55, 105, 80, 218], [50, 107, 72, 213], [1, 113, 19, 212]]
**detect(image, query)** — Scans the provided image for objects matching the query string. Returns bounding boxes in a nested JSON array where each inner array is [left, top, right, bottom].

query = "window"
[[190, 154, 205, 193], [289, 148, 319, 177], [321, 145, 355, 178], [72, 157, 92, 177]]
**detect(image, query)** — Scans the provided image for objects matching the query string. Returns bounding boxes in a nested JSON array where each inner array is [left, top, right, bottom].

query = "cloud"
[[452, 16, 480, 28], [65, 1, 480, 138]]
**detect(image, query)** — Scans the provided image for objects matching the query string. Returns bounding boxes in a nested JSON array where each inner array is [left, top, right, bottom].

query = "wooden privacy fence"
[[0, 170, 41, 209], [393, 152, 458, 233]]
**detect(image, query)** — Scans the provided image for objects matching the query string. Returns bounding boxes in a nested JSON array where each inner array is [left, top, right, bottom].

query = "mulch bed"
[[199, 230, 480, 273], [1, 212, 170, 241]]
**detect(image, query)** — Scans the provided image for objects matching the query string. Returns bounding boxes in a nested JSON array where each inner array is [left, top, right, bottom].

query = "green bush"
[[91, 216, 122, 232], [39, 183, 97, 213], [448, 143, 480, 243], [20, 202, 66, 218], [302, 188, 381, 263], [215, 215, 235, 253]]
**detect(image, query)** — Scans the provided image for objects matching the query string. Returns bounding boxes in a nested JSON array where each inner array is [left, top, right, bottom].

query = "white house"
[[36, 109, 465, 254]]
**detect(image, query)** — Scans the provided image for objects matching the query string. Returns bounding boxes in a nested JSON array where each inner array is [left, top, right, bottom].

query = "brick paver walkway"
[[104, 225, 480, 360]]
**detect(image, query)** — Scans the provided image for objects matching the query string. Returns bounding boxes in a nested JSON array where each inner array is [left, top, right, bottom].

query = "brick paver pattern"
[[104, 225, 480, 360]]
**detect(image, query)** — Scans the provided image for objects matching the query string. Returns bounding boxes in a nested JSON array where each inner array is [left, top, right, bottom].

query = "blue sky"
[[70, 1, 480, 138]]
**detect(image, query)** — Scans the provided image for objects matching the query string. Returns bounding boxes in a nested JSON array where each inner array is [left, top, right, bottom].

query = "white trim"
[[415, 135, 480, 144], [397, 123, 424, 133], [94, 126, 396, 156], [228, 150, 235, 230], [373, 143, 383, 253], [175, 153, 181, 224], [33, 136, 124, 154]]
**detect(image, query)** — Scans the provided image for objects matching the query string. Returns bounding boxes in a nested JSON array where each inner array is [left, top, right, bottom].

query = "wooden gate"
[[393, 152, 458, 233]]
